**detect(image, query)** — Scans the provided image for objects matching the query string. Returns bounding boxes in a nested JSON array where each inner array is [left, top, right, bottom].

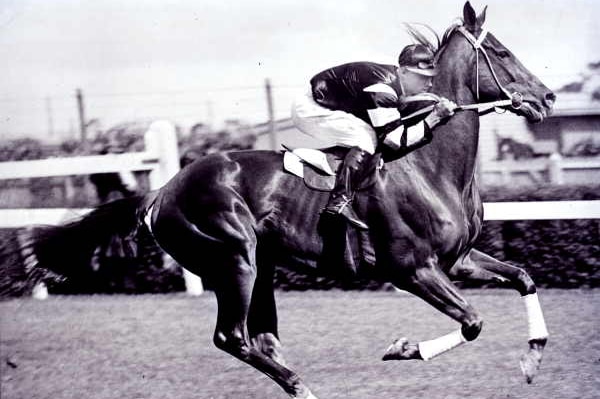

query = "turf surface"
[[1, 289, 598, 398]]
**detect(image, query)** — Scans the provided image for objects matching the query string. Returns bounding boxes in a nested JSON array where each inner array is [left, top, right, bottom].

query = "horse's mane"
[[403, 19, 465, 65]]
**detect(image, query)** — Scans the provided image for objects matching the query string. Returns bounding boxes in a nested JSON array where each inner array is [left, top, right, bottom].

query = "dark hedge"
[[473, 184, 600, 289]]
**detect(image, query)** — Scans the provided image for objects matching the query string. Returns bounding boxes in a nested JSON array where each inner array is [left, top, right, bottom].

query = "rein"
[[400, 25, 523, 122], [400, 97, 519, 122]]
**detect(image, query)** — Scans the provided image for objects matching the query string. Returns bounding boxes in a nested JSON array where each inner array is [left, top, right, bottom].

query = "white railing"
[[483, 200, 600, 220], [0, 120, 203, 298], [2, 129, 600, 298], [5, 201, 599, 224], [482, 153, 600, 185]]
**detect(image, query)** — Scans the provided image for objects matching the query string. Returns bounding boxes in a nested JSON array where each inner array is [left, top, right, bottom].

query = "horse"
[[21, 3, 555, 398]]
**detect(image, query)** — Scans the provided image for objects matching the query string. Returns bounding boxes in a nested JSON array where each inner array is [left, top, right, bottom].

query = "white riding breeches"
[[291, 87, 377, 155]]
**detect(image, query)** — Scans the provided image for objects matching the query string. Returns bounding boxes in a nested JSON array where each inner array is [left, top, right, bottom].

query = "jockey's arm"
[[363, 85, 438, 155]]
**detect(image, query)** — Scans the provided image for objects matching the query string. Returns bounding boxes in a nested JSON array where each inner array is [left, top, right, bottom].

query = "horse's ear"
[[477, 5, 488, 27], [463, 1, 477, 28]]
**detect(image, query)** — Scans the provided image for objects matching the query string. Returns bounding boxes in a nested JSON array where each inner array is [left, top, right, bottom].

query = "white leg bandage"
[[523, 293, 549, 340], [418, 329, 467, 361], [293, 391, 319, 399]]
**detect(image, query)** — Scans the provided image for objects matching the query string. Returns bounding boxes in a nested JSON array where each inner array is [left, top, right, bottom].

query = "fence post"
[[548, 153, 563, 184], [144, 121, 204, 296], [500, 163, 511, 185], [145, 120, 180, 190], [64, 176, 75, 204]]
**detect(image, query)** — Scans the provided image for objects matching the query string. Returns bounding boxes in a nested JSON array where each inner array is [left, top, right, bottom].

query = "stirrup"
[[324, 197, 368, 230]]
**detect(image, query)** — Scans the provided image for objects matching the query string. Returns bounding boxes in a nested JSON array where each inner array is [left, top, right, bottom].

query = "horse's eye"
[[497, 50, 510, 59]]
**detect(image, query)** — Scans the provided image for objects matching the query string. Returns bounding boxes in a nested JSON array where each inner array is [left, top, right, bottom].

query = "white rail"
[[2, 200, 599, 229], [0, 208, 92, 228], [2, 124, 599, 298], [482, 200, 600, 220], [0, 120, 203, 297], [0, 153, 155, 179]]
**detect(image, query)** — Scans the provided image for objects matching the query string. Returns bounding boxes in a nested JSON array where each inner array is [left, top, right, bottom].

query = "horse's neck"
[[425, 59, 480, 190]]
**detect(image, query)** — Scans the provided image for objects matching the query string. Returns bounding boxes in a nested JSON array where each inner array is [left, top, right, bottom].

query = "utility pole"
[[265, 78, 277, 150], [206, 100, 214, 130], [45, 97, 54, 138], [76, 88, 87, 145]]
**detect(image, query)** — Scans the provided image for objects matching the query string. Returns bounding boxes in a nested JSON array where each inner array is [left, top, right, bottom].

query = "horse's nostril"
[[544, 92, 556, 107]]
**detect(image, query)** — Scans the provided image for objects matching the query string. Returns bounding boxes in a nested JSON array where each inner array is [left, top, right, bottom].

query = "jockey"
[[292, 44, 457, 230]]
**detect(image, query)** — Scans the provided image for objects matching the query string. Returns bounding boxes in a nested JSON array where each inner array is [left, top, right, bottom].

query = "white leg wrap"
[[523, 293, 549, 340], [418, 329, 467, 361], [292, 391, 319, 399]]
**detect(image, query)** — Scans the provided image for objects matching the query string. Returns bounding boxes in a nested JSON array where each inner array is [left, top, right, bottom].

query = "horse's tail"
[[24, 194, 152, 283]]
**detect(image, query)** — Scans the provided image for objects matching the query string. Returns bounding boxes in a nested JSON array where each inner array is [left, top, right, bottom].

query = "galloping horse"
[[25, 3, 554, 398]]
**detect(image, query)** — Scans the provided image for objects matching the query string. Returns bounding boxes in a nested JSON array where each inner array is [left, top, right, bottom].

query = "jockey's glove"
[[424, 98, 458, 129]]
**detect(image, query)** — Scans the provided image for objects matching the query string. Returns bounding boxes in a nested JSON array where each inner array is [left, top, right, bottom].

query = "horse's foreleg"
[[212, 253, 317, 399], [383, 256, 482, 361], [451, 249, 548, 383]]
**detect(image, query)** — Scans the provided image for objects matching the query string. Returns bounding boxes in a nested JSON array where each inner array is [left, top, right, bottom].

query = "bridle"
[[399, 24, 524, 122], [455, 25, 523, 111]]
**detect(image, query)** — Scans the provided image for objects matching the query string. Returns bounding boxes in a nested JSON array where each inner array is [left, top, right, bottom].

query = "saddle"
[[282, 146, 381, 192]]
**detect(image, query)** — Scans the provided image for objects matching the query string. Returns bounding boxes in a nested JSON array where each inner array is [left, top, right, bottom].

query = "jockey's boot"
[[324, 146, 369, 230]]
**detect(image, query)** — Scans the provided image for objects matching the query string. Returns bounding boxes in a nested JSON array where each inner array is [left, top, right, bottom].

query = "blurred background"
[[0, 0, 599, 295]]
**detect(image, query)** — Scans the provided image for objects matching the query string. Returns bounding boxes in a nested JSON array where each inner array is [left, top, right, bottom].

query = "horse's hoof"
[[382, 337, 418, 360], [292, 388, 319, 399], [519, 349, 543, 384]]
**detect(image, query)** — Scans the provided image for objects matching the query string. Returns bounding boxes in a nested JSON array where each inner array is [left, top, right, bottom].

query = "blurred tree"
[[0, 138, 45, 161], [180, 123, 256, 168]]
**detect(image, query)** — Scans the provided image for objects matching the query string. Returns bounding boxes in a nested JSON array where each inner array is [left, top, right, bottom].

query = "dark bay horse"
[[24, 3, 554, 398]]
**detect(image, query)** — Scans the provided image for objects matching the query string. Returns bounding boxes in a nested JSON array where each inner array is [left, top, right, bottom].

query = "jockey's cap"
[[398, 44, 437, 76]]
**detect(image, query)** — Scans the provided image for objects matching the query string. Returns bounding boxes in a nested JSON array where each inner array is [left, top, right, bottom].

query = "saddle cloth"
[[283, 147, 341, 191], [283, 146, 382, 192]]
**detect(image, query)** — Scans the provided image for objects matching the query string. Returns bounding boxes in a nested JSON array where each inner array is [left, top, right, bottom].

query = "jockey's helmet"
[[398, 44, 437, 76]]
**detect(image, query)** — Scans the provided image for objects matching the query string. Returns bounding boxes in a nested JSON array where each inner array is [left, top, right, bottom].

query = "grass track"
[[1, 289, 598, 399]]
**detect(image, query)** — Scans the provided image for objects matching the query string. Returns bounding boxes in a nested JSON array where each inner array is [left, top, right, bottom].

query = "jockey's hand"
[[424, 97, 458, 129], [435, 98, 457, 118]]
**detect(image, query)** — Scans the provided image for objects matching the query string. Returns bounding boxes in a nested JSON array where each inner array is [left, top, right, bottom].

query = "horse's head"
[[439, 2, 555, 123]]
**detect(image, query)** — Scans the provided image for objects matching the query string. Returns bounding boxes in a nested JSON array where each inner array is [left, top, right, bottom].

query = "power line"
[[0, 83, 307, 103], [87, 85, 265, 98]]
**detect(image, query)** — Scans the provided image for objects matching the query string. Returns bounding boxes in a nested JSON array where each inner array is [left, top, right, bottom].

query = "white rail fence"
[[482, 153, 600, 185], [2, 127, 600, 298], [482, 200, 600, 220], [0, 120, 204, 298], [4, 200, 600, 226]]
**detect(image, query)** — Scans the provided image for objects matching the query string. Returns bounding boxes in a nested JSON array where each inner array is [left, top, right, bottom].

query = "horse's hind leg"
[[383, 256, 483, 362], [211, 250, 316, 399], [150, 190, 316, 397], [248, 251, 286, 365], [449, 249, 548, 383]]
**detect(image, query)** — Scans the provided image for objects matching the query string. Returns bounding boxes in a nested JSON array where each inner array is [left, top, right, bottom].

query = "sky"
[[1, 0, 599, 141]]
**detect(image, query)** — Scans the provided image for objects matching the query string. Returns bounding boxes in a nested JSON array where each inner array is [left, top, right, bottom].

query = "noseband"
[[456, 26, 522, 110]]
